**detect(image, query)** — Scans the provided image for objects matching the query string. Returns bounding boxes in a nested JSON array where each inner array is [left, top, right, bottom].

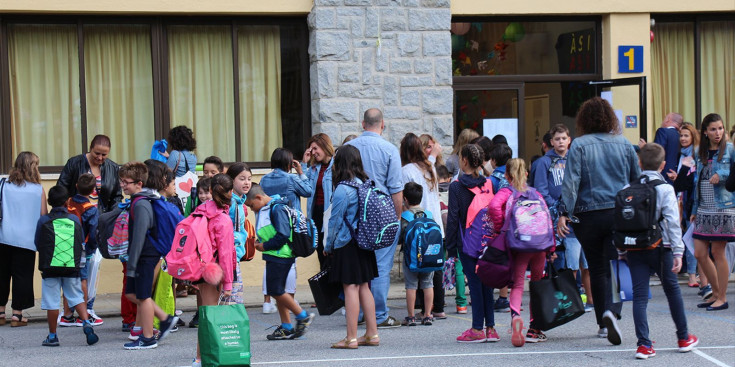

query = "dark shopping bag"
[[529, 262, 585, 331], [610, 259, 651, 302], [199, 303, 251, 367], [309, 268, 344, 316]]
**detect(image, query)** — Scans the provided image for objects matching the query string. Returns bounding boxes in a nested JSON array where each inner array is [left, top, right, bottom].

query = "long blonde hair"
[[452, 129, 480, 155], [505, 158, 527, 192], [419, 134, 444, 166], [9, 151, 41, 186]]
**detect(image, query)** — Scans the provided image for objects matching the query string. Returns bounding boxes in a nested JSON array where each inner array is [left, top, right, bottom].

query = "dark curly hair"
[[461, 144, 484, 171], [168, 125, 197, 151], [575, 97, 621, 136]]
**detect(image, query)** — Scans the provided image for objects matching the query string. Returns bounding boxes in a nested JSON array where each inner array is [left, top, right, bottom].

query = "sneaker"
[[494, 297, 511, 313], [525, 328, 547, 343], [635, 345, 656, 359], [128, 328, 160, 341], [87, 309, 102, 322], [678, 334, 699, 352], [698, 285, 713, 300], [402, 316, 417, 326], [456, 328, 486, 343], [122, 322, 135, 332], [189, 312, 199, 328], [597, 327, 608, 338], [602, 311, 622, 345], [42, 334, 60, 347], [511, 315, 525, 347], [377, 316, 401, 329], [59, 314, 82, 327], [83, 323, 99, 345], [192, 359, 202, 367], [456, 306, 468, 314], [266, 325, 295, 340], [157, 315, 179, 342], [175, 309, 183, 316], [170, 325, 179, 333], [584, 304, 594, 313], [176, 317, 186, 327], [421, 316, 433, 326], [485, 327, 500, 342], [293, 313, 315, 338], [124, 336, 158, 350], [263, 301, 277, 314], [86, 315, 104, 326], [433, 312, 447, 320]]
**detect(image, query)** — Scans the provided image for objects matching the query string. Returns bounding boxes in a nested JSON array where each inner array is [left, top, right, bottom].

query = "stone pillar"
[[308, 0, 454, 147]]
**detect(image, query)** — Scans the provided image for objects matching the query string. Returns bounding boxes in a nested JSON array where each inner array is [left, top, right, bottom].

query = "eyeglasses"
[[120, 179, 138, 186]]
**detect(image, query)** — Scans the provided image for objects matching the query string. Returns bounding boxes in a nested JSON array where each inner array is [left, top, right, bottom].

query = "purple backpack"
[[475, 229, 513, 289], [460, 179, 495, 258], [505, 187, 555, 253]]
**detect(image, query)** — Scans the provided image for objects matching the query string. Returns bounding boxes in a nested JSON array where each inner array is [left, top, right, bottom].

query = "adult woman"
[[260, 148, 312, 212], [420, 134, 444, 166], [445, 129, 479, 178], [0, 152, 47, 326], [163, 125, 197, 177], [558, 97, 640, 345], [57, 135, 122, 213], [325, 145, 379, 349], [302, 133, 335, 270], [690, 113, 733, 311]]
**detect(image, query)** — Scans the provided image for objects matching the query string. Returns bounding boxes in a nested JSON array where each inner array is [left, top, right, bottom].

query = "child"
[[225, 163, 253, 307], [196, 177, 213, 204], [488, 158, 553, 347], [202, 156, 224, 178], [400, 182, 435, 326], [245, 183, 315, 340], [60, 173, 103, 327], [437, 165, 466, 315], [488, 143, 512, 313], [35, 186, 99, 347], [623, 143, 698, 359], [120, 162, 179, 350]]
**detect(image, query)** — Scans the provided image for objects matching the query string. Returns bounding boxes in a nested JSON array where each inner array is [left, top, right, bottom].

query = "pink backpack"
[[460, 179, 495, 258], [165, 214, 214, 281]]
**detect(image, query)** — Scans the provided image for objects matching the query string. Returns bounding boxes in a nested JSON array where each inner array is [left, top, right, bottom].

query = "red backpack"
[[165, 213, 214, 281]]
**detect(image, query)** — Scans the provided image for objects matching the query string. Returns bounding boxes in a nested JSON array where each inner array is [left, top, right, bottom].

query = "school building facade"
[[0, 0, 733, 295]]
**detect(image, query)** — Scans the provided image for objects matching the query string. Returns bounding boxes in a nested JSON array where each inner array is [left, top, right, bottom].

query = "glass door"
[[589, 76, 647, 142]]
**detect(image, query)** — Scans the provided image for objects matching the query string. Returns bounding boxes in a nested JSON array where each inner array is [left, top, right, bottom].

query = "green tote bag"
[[199, 302, 251, 367]]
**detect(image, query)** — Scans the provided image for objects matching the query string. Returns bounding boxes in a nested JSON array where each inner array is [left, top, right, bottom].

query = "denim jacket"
[[301, 160, 333, 220], [691, 142, 735, 213], [561, 133, 640, 215], [324, 178, 360, 253], [259, 168, 313, 213]]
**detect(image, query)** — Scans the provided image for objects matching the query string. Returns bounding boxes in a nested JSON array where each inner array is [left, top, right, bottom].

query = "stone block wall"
[[308, 0, 454, 147]]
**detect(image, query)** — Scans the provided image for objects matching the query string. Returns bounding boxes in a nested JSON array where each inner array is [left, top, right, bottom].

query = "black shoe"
[[42, 335, 60, 347], [293, 313, 315, 338], [706, 302, 729, 311], [157, 314, 179, 342], [189, 311, 199, 328], [697, 300, 716, 308], [176, 317, 186, 327], [83, 323, 99, 345], [266, 325, 295, 340]]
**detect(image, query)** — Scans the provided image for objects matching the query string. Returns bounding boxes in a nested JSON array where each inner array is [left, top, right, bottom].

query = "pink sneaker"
[[456, 328, 486, 343], [511, 315, 525, 347], [486, 327, 500, 342]]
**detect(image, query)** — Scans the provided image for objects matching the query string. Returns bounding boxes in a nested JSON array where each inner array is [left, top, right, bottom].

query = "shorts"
[[79, 254, 93, 280], [560, 236, 588, 270], [263, 263, 296, 295], [125, 256, 159, 300], [264, 261, 294, 297], [403, 262, 434, 290], [42, 277, 84, 310]]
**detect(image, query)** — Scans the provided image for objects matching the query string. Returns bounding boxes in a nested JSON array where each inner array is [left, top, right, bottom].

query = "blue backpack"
[[402, 210, 444, 273], [131, 196, 185, 257], [340, 179, 400, 251]]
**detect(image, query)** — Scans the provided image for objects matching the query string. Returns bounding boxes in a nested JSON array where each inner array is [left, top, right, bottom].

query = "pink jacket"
[[488, 187, 513, 233], [196, 200, 236, 291]]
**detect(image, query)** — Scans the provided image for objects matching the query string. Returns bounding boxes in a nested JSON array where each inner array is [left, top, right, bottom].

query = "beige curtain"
[[238, 26, 282, 162], [8, 24, 81, 166], [85, 25, 154, 163], [651, 22, 696, 127], [168, 25, 235, 161], [700, 21, 735, 127]]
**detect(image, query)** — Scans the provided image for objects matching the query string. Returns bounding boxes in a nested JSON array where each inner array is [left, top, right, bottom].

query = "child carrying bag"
[[199, 296, 251, 367], [528, 259, 585, 331], [402, 210, 444, 273], [460, 179, 495, 258]]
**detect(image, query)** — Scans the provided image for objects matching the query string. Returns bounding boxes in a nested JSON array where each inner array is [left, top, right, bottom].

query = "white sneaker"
[[341, 307, 346, 316], [263, 301, 277, 314]]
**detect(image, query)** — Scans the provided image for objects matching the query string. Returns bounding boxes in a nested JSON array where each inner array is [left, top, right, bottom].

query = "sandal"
[[331, 337, 358, 349], [357, 334, 380, 346], [0, 312, 6, 326], [11, 313, 28, 327]]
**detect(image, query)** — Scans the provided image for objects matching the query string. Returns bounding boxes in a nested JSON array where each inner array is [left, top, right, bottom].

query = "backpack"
[[491, 170, 509, 195], [505, 187, 555, 253], [402, 211, 444, 273], [97, 205, 123, 259], [130, 197, 185, 257], [66, 198, 94, 243], [460, 179, 495, 259], [107, 207, 131, 258], [37, 212, 84, 277], [475, 230, 514, 289], [233, 203, 256, 262], [613, 175, 665, 250], [165, 214, 215, 281], [273, 203, 318, 258], [340, 180, 400, 251]]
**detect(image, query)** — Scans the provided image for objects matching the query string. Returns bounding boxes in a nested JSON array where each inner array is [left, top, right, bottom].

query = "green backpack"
[[37, 212, 83, 277]]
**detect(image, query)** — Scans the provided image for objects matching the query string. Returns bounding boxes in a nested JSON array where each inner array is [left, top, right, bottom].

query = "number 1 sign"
[[618, 45, 643, 73]]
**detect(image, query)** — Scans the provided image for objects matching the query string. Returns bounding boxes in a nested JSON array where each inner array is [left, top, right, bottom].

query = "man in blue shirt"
[[653, 113, 683, 184], [346, 108, 403, 328]]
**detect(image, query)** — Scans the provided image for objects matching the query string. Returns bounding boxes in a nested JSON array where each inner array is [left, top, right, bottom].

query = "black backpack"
[[613, 175, 665, 250], [37, 212, 84, 277]]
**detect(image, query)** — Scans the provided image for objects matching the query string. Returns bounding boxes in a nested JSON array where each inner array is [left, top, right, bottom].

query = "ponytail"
[[505, 158, 527, 192], [210, 173, 234, 209]]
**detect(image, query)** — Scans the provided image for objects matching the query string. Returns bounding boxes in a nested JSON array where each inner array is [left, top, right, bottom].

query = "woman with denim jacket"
[[689, 113, 733, 311], [301, 134, 334, 270], [558, 97, 640, 346], [324, 145, 378, 349]]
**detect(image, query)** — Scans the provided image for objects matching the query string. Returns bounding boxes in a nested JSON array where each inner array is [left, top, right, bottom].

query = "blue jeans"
[[627, 248, 688, 347], [371, 241, 398, 323], [684, 247, 698, 275], [459, 251, 494, 330]]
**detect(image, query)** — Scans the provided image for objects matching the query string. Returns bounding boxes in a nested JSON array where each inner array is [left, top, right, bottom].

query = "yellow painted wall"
[[0, 0, 313, 14], [451, 0, 734, 15]]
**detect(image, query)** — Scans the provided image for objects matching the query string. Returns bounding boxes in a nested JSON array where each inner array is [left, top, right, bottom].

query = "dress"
[[330, 239, 378, 285], [693, 151, 735, 241]]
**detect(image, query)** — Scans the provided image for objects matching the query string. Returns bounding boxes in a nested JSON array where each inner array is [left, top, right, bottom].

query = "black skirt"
[[330, 239, 378, 285]]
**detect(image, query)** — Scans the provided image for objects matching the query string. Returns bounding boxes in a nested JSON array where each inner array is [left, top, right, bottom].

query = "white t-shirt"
[[401, 163, 444, 236]]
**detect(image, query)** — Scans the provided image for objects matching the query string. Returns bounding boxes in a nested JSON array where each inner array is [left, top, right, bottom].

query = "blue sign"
[[618, 46, 643, 73], [625, 115, 638, 128]]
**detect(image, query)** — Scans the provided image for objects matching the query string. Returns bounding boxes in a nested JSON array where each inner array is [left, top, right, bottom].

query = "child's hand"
[[672, 257, 682, 273], [222, 289, 232, 298], [161, 151, 170, 158], [667, 169, 677, 181], [556, 216, 570, 238], [292, 160, 304, 175], [710, 173, 720, 185], [254, 242, 265, 252]]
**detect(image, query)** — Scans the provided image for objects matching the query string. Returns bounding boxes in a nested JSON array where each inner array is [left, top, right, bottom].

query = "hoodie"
[[126, 188, 160, 277], [255, 195, 294, 265], [195, 200, 236, 291], [530, 149, 566, 209], [445, 173, 491, 257]]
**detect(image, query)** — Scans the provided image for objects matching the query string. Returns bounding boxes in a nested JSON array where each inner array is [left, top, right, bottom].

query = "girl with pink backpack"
[[488, 158, 555, 347]]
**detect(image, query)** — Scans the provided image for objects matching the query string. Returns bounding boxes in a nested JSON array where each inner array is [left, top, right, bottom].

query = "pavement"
[[1, 279, 733, 367]]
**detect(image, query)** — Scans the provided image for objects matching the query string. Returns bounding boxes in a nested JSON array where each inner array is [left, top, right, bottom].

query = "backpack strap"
[[0, 177, 6, 221], [548, 156, 561, 173]]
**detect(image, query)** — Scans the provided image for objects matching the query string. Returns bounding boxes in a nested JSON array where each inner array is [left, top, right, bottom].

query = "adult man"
[[346, 108, 403, 328], [650, 113, 683, 184]]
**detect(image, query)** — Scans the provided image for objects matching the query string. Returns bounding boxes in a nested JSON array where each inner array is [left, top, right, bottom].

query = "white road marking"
[[693, 349, 733, 367]]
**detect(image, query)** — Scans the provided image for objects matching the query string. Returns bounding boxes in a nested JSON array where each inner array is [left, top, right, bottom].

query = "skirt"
[[330, 239, 378, 285]]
